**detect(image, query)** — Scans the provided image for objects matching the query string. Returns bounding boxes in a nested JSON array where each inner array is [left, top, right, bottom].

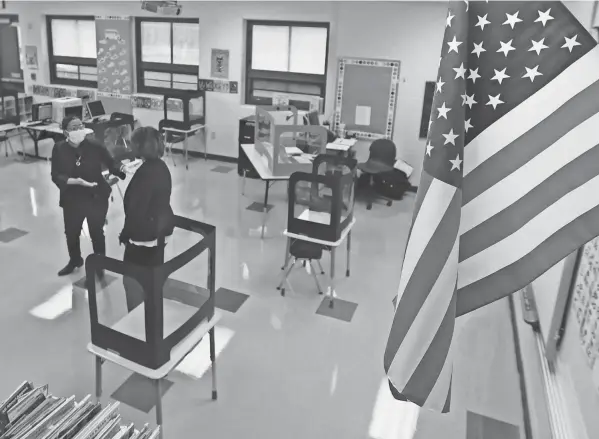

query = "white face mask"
[[68, 128, 93, 146]]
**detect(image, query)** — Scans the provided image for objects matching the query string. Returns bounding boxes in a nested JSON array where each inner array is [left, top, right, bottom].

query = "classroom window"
[[245, 20, 329, 108], [46, 16, 97, 88], [135, 17, 199, 94]]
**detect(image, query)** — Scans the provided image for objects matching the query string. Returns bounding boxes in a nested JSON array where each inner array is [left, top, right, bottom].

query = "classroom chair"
[[277, 239, 326, 297], [357, 138, 397, 210], [158, 119, 188, 167]]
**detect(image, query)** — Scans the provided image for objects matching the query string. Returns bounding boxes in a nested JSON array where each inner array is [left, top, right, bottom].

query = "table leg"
[[95, 356, 104, 402], [346, 232, 351, 277], [184, 133, 189, 170], [261, 181, 270, 239], [282, 237, 290, 270], [204, 127, 208, 161], [155, 379, 163, 431], [242, 169, 247, 196], [329, 248, 336, 308], [209, 327, 218, 400]]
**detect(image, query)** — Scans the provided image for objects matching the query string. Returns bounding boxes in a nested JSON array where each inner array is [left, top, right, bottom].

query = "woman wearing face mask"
[[51, 116, 127, 276], [119, 126, 174, 312]]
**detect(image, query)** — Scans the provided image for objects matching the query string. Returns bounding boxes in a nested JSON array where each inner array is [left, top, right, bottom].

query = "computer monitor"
[[87, 100, 106, 119], [32, 102, 53, 122], [64, 105, 83, 121]]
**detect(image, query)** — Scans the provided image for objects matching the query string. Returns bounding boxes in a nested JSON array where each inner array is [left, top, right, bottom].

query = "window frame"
[[245, 20, 330, 108], [46, 15, 97, 88], [134, 16, 200, 95]]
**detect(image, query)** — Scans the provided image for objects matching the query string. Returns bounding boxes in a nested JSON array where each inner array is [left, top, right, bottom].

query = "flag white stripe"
[[464, 45, 599, 176], [423, 337, 454, 411], [388, 239, 459, 390], [422, 312, 472, 410], [458, 173, 599, 289], [396, 179, 456, 300], [460, 111, 599, 235]]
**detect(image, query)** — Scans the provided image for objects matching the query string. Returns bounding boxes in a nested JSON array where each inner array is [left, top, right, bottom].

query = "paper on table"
[[355, 105, 371, 126], [394, 158, 414, 178], [298, 209, 331, 224], [285, 146, 303, 156]]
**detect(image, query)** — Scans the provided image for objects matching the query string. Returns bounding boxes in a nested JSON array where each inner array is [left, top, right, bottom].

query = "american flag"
[[384, 0, 599, 412]]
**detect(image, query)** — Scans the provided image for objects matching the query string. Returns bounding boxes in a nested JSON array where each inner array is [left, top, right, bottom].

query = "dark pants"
[[63, 197, 109, 264], [123, 242, 165, 312]]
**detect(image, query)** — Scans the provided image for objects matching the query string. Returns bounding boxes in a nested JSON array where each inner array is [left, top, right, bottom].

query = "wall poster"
[[25, 45, 38, 70], [210, 49, 229, 79], [94, 16, 133, 98], [94, 16, 134, 156]]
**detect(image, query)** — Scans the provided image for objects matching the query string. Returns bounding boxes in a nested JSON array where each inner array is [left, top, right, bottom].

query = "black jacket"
[[121, 158, 174, 242], [51, 138, 126, 207]]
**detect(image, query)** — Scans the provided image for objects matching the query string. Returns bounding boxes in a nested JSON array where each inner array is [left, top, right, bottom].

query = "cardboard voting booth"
[[288, 155, 357, 242], [254, 105, 328, 177], [162, 90, 205, 129], [86, 216, 216, 370]]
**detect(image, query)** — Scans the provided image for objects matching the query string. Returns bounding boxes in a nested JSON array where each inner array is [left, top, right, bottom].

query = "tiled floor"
[[0, 137, 524, 439]]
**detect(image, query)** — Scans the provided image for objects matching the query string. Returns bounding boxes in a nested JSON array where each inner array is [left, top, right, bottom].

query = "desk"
[[283, 217, 355, 308], [240, 144, 290, 239], [20, 122, 63, 160], [162, 124, 206, 170], [88, 310, 222, 439]]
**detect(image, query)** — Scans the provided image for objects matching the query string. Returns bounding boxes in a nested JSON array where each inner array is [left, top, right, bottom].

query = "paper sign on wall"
[[211, 49, 229, 79], [355, 105, 371, 126]]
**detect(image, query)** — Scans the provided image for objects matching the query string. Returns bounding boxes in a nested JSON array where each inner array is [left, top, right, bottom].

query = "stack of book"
[[0, 382, 160, 439]]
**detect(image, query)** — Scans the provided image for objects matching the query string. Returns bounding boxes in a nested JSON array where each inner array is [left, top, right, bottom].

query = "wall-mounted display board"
[[570, 237, 599, 368], [419, 81, 435, 139], [95, 15, 134, 115], [0, 14, 24, 93], [333, 57, 400, 140]]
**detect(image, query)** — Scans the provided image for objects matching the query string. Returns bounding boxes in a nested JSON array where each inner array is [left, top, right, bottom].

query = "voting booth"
[[85, 216, 216, 370], [163, 90, 205, 129], [288, 155, 357, 242], [254, 105, 328, 177]]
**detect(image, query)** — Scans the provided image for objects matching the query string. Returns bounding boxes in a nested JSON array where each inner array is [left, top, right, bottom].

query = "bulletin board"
[[94, 16, 133, 114], [570, 237, 599, 368], [333, 57, 400, 140]]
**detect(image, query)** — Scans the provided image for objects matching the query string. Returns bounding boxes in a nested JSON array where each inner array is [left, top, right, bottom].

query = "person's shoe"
[[57, 259, 83, 276]]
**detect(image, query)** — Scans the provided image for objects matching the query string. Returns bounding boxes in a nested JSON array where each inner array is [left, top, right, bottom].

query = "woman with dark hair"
[[119, 126, 174, 311], [51, 116, 126, 276]]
